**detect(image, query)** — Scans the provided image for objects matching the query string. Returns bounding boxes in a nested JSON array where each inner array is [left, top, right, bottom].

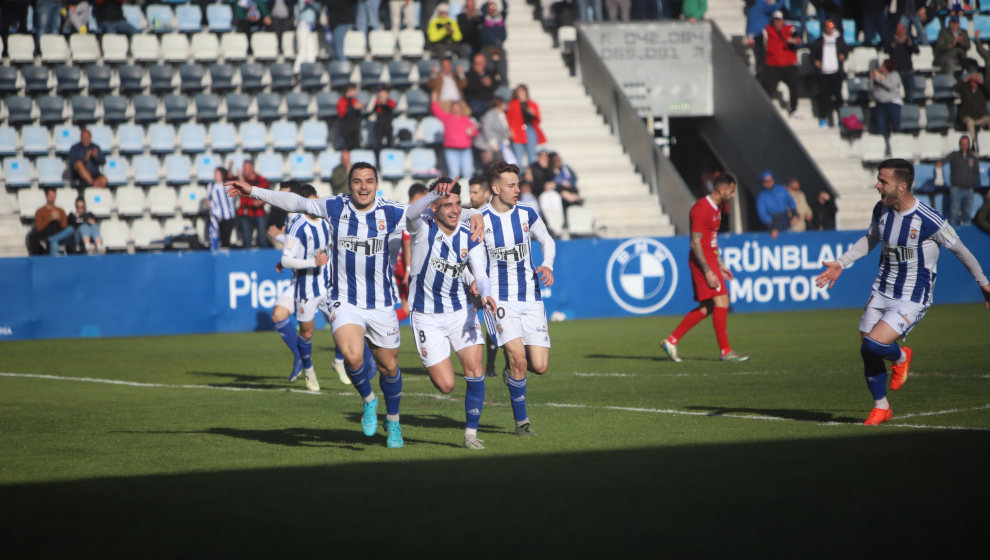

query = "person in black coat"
[[885, 22, 920, 104]]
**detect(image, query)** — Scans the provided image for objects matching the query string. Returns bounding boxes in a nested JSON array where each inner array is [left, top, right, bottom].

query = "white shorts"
[[322, 298, 401, 349], [484, 300, 551, 348], [295, 295, 329, 323], [410, 306, 484, 368], [275, 282, 294, 311], [859, 291, 929, 339]]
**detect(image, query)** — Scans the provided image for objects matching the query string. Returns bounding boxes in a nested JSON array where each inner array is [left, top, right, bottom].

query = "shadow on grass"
[[3, 431, 987, 556], [684, 405, 863, 424]]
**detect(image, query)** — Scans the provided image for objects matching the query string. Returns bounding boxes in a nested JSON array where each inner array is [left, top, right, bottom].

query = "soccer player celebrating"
[[816, 159, 990, 425], [406, 177, 497, 449], [662, 174, 749, 363], [479, 161, 556, 437]]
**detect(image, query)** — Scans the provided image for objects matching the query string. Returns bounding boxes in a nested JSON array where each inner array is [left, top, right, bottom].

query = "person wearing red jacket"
[[337, 84, 365, 150], [762, 11, 803, 118], [506, 84, 546, 168]]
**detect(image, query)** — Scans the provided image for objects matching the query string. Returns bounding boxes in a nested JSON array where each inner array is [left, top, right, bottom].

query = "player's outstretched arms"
[[536, 266, 554, 287], [225, 179, 252, 198], [981, 284, 990, 310], [815, 261, 843, 290]]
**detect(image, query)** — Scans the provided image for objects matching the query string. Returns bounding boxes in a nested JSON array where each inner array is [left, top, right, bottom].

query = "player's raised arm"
[[942, 235, 990, 309], [226, 180, 331, 218]]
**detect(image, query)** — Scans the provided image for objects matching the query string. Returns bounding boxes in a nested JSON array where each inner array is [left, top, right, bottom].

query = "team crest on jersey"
[[460, 248, 468, 259], [420, 347, 428, 358], [522, 222, 529, 233], [606, 237, 679, 314], [377, 219, 387, 232], [496, 324, 503, 334], [909, 228, 918, 240]]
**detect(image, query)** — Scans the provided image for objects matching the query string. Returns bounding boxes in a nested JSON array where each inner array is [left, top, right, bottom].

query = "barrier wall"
[[2, 229, 989, 341]]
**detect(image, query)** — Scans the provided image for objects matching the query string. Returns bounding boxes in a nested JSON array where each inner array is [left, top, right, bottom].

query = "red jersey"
[[690, 196, 721, 262]]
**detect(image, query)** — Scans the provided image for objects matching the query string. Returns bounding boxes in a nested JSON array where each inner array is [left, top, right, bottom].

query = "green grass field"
[[2, 305, 988, 556]]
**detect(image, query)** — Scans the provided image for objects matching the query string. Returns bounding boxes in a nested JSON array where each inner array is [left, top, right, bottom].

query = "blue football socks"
[[346, 364, 373, 399], [274, 319, 300, 361], [506, 375, 528, 423], [862, 336, 900, 400], [380, 367, 402, 417], [464, 375, 486, 430], [297, 336, 313, 369]]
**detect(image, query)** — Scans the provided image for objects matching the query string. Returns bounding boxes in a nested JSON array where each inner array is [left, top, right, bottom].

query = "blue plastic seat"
[[195, 153, 220, 183], [20, 126, 50, 156], [925, 103, 950, 132], [176, 4, 203, 33], [0, 128, 18, 156], [404, 89, 430, 118], [240, 122, 267, 153], [350, 149, 377, 166], [392, 116, 418, 148], [288, 151, 315, 181], [53, 125, 79, 155], [207, 3, 233, 32], [209, 123, 237, 153], [37, 156, 66, 187], [133, 155, 162, 185], [418, 116, 445, 145], [319, 150, 341, 180], [379, 149, 406, 180], [146, 5, 176, 33], [4, 157, 32, 188], [301, 121, 329, 151], [180, 123, 207, 154], [117, 124, 145, 155], [257, 153, 285, 182], [88, 125, 114, 154], [409, 148, 438, 179], [149, 123, 176, 154], [104, 156, 129, 187], [271, 121, 299, 152], [164, 154, 192, 184]]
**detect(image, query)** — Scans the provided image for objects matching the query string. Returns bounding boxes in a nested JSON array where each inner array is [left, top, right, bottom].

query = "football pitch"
[[2, 305, 988, 556]]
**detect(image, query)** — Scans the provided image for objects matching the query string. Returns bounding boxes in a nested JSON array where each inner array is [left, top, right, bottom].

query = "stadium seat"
[[251, 32, 280, 61], [115, 186, 146, 217], [103, 156, 129, 187], [149, 64, 175, 94], [566, 206, 596, 237], [931, 74, 955, 101], [133, 155, 161, 185], [925, 103, 950, 132], [180, 64, 205, 93], [20, 126, 50, 156], [148, 185, 178, 215], [164, 154, 192, 184], [149, 123, 176, 154], [191, 31, 221, 62], [40, 34, 69, 64], [329, 60, 354, 90], [416, 60, 438, 88], [923, 17, 940, 45], [119, 64, 146, 94], [84, 189, 114, 218], [256, 93, 283, 122], [195, 153, 221, 182], [542, 206, 564, 236], [179, 123, 208, 154], [5, 95, 34, 126], [359, 61, 384, 90], [209, 63, 236, 93], [38, 96, 65, 126], [841, 18, 860, 47], [316, 91, 341, 120], [194, 93, 221, 123], [350, 149, 376, 166], [220, 33, 249, 62], [22, 66, 52, 95], [282, 30, 298, 60], [101, 219, 130, 252], [300, 62, 326, 91], [71, 95, 97, 126], [240, 122, 268, 152], [176, 4, 203, 33], [178, 185, 208, 215], [286, 92, 312, 120], [257, 153, 285, 181], [417, 116, 445, 145], [343, 30, 367, 59], [85, 65, 113, 95], [17, 190, 46, 221], [392, 117, 417, 149], [225, 152, 252, 171], [146, 4, 176, 32], [919, 132, 946, 160], [132, 218, 165, 249], [269, 62, 295, 92], [88, 125, 113, 152], [845, 76, 870, 105], [164, 94, 191, 123], [101, 34, 130, 64], [861, 134, 888, 163], [899, 105, 921, 133], [37, 157, 66, 187], [288, 151, 315, 181], [368, 30, 395, 59], [388, 60, 413, 89], [118, 124, 145, 154], [207, 3, 234, 32], [405, 88, 430, 118], [69, 33, 101, 64], [239, 63, 266, 92], [100, 95, 129, 126], [131, 34, 161, 63], [163, 217, 197, 241], [301, 120, 329, 151], [379, 149, 406, 180], [908, 74, 926, 102], [409, 148, 438, 178], [848, 46, 877, 75], [53, 125, 79, 155], [399, 28, 425, 58], [55, 65, 83, 95], [209, 123, 237, 153], [4, 157, 32, 188], [318, 150, 341, 179], [0, 66, 18, 95], [225, 93, 252, 122], [272, 121, 299, 152], [0, 128, 18, 156], [888, 133, 919, 160], [6, 35, 36, 64]]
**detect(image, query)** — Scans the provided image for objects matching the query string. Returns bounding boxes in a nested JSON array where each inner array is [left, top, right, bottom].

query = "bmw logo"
[[606, 238, 678, 314]]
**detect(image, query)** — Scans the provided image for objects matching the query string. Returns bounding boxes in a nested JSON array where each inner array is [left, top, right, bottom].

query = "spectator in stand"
[[68, 128, 108, 189], [337, 83, 365, 150], [371, 87, 397, 150], [861, 0, 889, 47], [464, 52, 499, 118], [427, 3, 467, 58], [330, 149, 352, 194], [974, 190, 990, 234], [507, 84, 547, 169], [390, 0, 416, 46], [812, 190, 837, 231], [756, 170, 796, 238], [576, 0, 604, 22], [235, 160, 271, 248], [474, 97, 510, 167], [70, 197, 104, 254], [458, 0, 483, 55], [538, 180, 564, 221], [326, 0, 356, 61], [811, 19, 848, 128], [975, 29, 990, 82], [955, 71, 990, 151], [550, 152, 584, 211], [681, 0, 706, 22], [267, 0, 296, 51], [479, 1, 508, 82], [762, 10, 803, 119], [35, 0, 63, 44], [870, 59, 903, 138], [428, 57, 467, 112], [886, 22, 919, 105], [234, 0, 273, 35], [527, 148, 553, 197], [64, 0, 93, 33], [207, 167, 237, 248], [431, 90, 479, 179], [93, 0, 141, 34], [786, 178, 814, 232], [519, 180, 539, 209], [934, 15, 970, 74], [939, 135, 980, 226], [893, 0, 928, 45], [605, 0, 631, 21], [27, 188, 73, 256], [356, 0, 382, 34], [745, 0, 778, 79], [293, 0, 321, 75]]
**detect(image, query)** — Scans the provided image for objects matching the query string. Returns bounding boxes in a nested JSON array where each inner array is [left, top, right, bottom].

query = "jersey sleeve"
[[468, 243, 491, 299], [251, 188, 334, 219], [931, 221, 960, 250], [405, 191, 440, 235], [280, 232, 315, 270], [528, 211, 556, 270]]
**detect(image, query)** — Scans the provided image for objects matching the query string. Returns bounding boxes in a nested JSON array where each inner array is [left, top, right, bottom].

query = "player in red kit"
[[662, 174, 749, 363]]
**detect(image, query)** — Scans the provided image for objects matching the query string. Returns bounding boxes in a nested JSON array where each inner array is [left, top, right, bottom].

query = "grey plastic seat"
[[300, 63, 325, 91], [270, 63, 294, 92], [5, 95, 34, 126], [286, 93, 311, 121], [38, 96, 65, 125], [194, 93, 221, 123], [133, 94, 160, 124], [180, 64, 205, 93], [102, 95, 130, 125], [119, 64, 145, 94], [225, 93, 251, 122], [239, 63, 265, 92], [256, 93, 282, 122], [164, 94, 191, 123], [71, 95, 97, 125], [209, 63, 235, 93], [55, 65, 83, 95], [85, 65, 113, 95], [149, 64, 175, 93], [316, 91, 340, 120], [23, 66, 52, 95]]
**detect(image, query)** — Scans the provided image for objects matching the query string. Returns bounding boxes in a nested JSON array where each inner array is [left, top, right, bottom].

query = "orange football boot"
[[890, 347, 912, 391], [863, 407, 893, 426]]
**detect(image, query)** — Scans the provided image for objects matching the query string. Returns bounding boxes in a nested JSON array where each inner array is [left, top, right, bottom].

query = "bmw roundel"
[[606, 238, 678, 314]]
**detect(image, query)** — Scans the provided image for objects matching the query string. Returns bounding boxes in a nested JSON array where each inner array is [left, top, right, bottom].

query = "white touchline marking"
[[3, 372, 988, 431]]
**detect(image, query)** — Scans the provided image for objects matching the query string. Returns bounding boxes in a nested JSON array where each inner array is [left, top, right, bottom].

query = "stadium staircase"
[[707, 0, 875, 230], [0, 189, 22, 255], [503, 0, 676, 238]]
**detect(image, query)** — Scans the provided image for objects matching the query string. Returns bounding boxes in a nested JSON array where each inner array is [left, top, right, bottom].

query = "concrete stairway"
[[0, 190, 27, 257], [503, 0, 675, 238]]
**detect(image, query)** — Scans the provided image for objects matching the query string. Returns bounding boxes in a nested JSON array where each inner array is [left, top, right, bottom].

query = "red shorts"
[[689, 256, 729, 302]]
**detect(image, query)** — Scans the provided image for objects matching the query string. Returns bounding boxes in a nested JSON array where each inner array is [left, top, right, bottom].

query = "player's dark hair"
[[348, 162, 379, 184], [279, 180, 298, 192], [408, 183, 429, 199], [43, 187, 55, 196], [428, 177, 462, 195], [214, 167, 231, 182], [878, 158, 915, 190], [296, 184, 318, 198], [489, 161, 520, 185], [714, 173, 736, 189], [469, 177, 491, 192]]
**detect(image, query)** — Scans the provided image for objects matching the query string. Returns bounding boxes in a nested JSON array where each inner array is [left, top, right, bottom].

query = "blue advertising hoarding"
[[1, 229, 988, 341]]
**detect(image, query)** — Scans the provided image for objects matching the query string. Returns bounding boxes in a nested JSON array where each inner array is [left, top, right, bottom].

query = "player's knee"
[[510, 354, 528, 373], [431, 377, 455, 394], [271, 307, 290, 322], [529, 360, 548, 375]]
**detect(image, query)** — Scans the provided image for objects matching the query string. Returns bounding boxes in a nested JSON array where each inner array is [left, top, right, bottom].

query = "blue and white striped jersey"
[[867, 199, 958, 305], [407, 192, 488, 313], [209, 181, 237, 220], [282, 216, 331, 301], [480, 202, 556, 302]]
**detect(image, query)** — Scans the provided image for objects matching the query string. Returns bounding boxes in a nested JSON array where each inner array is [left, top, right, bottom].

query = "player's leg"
[[327, 300, 381, 437], [455, 344, 486, 449], [272, 293, 303, 381], [857, 296, 914, 425], [663, 259, 713, 361], [712, 294, 748, 362], [412, 312, 457, 393], [364, 307, 404, 448], [503, 338, 536, 436], [297, 317, 320, 391]]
